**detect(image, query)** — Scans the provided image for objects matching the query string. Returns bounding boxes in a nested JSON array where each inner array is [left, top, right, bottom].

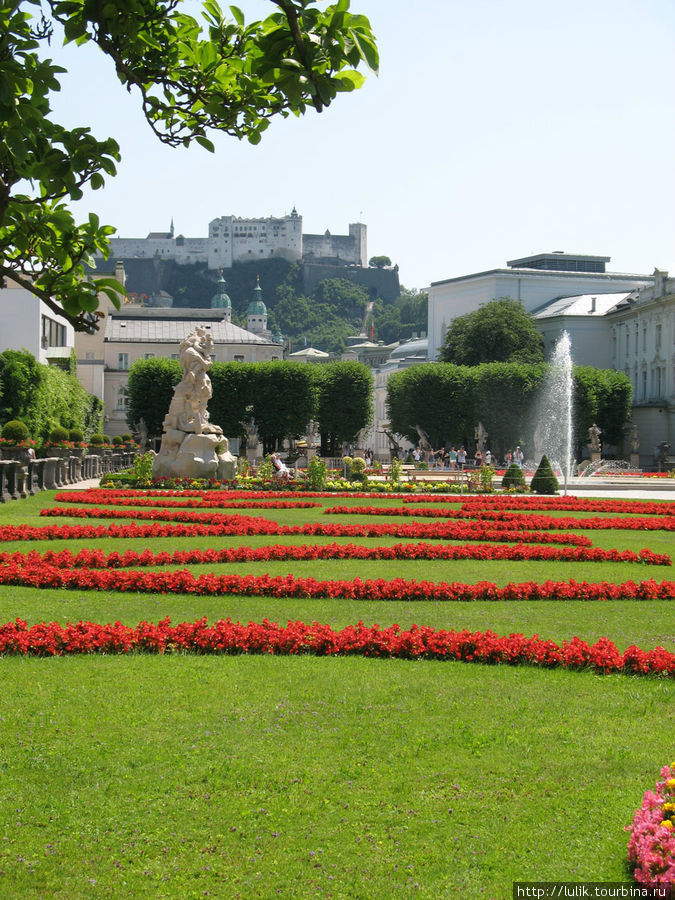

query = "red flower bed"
[[0, 559, 672, 601], [627, 763, 675, 883], [405, 495, 675, 516], [1, 542, 669, 570], [0, 617, 672, 676], [0, 520, 593, 546], [325, 505, 675, 532], [34, 508, 593, 546], [54, 492, 321, 510]]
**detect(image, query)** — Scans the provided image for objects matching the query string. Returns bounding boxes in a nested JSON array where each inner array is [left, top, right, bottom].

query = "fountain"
[[530, 331, 574, 492]]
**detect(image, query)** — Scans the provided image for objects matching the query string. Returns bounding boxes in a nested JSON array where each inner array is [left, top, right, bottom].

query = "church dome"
[[210, 275, 232, 309], [247, 276, 267, 316]]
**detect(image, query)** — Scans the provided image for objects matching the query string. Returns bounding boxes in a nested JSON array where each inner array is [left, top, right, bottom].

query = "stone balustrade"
[[0, 452, 135, 503]]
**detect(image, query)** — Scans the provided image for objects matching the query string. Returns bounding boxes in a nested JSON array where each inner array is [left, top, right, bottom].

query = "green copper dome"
[[210, 275, 232, 309], [247, 275, 267, 316]]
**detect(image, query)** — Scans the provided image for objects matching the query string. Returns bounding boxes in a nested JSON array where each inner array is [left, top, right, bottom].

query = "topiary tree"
[[530, 454, 559, 495], [501, 462, 526, 491], [49, 425, 69, 444], [69, 429, 84, 443], [112, 435, 124, 446], [89, 433, 104, 446], [1, 420, 29, 443]]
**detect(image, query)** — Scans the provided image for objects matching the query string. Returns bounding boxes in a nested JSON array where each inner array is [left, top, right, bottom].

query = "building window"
[[115, 386, 129, 411], [117, 352, 129, 370], [656, 324, 662, 351], [641, 370, 647, 401], [144, 353, 155, 360], [642, 327, 647, 353], [41, 315, 67, 348], [234, 355, 245, 363]]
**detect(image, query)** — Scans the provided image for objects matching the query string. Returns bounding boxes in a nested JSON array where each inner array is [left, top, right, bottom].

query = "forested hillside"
[[95, 257, 426, 352]]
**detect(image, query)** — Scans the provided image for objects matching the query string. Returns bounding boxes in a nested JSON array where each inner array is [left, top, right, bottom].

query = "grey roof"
[[430, 268, 653, 288], [532, 292, 634, 319], [105, 314, 276, 345], [390, 337, 429, 359], [507, 252, 611, 268]]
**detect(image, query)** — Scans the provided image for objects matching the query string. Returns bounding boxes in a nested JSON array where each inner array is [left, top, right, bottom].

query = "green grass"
[[0, 489, 673, 898]]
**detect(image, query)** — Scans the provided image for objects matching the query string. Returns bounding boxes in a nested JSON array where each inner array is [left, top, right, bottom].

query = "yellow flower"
[[666, 778, 675, 790], [663, 803, 675, 814], [660, 820, 674, 830]]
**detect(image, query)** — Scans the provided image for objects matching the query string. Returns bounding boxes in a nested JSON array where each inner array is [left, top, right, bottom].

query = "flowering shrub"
[[0, 436, 36, 449], [0, 618, 672, 676], [627, 763, 675, 883]]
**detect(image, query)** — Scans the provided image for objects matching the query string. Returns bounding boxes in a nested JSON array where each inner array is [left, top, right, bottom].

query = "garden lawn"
[[0, 489, 673, 899]]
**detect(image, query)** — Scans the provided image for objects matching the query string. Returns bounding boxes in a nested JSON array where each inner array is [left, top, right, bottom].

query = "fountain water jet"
[[531, 332, 573, 492]]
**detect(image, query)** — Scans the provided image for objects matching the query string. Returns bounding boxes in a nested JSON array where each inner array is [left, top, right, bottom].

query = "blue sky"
[[47, 0, 675, 291]]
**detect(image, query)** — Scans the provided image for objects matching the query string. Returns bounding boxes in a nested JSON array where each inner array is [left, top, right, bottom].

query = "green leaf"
[[195, 135, 215, 152], [229, 4, 245, 26]]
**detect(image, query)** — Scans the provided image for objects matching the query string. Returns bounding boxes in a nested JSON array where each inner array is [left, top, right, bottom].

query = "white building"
[[427, 252, 653, 360], [606, 271, 674, 459], [0, 278, 75, 366], [102, 210, 367, 270]]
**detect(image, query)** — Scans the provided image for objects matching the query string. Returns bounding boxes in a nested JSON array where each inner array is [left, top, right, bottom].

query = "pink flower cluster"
[[627, 763, 675, 883], [0, 617, 672, 676]]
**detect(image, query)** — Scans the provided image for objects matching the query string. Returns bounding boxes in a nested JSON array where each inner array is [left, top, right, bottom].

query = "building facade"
[[0, 278, 75, 366], [427, 252, 653, 360], [102, 210, 367, 270], [606, 271, 674, 459]]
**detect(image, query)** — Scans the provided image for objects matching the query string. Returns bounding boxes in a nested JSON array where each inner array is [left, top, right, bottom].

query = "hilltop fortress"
[[104, 209, 368, 270]]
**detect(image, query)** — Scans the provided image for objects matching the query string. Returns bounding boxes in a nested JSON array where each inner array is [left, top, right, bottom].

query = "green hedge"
[[0, 349, 102, 445]]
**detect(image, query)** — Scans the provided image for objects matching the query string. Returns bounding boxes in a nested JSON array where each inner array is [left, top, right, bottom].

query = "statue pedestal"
[[590, 451, 601, 464], [630, 453, 640, 469]]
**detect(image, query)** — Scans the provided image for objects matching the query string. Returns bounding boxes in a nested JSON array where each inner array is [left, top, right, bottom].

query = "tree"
[[126, 357, 181, 438], [368, 255, 391, 269], [1, 1, 378, 331], [314, 361, 372, 455], [209, 362, 256, 439], [439, 298, 544, 366], [251, 361, 315, 454]]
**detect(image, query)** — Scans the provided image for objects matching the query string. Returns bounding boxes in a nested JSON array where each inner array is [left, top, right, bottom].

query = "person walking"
[[513, 446, 524, 469], [457, 447, 466, 470]]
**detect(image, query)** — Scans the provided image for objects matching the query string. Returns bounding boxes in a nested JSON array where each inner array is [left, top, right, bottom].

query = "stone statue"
[[135, 418, 148, 451], [629, 424, 640, 454], [587, 423, 602, 454], [152, 327, 236, 480], [305, 419, 319, 448], [474, 422, 488, 453], [414, 424, 432, 451], [380, 425, 402, 459]]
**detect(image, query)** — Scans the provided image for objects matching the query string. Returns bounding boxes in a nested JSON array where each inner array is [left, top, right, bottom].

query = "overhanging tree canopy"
[[0, 0, 378, 330]]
